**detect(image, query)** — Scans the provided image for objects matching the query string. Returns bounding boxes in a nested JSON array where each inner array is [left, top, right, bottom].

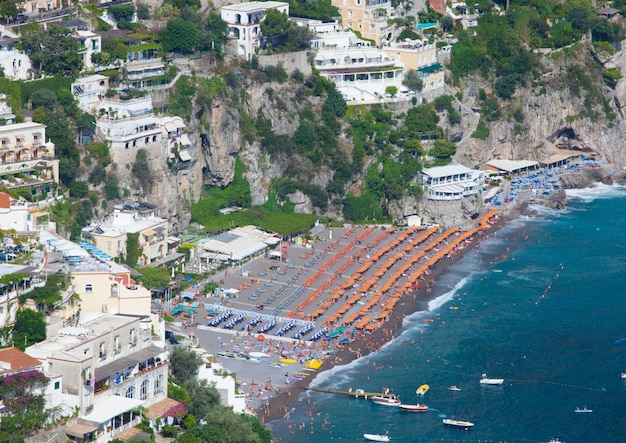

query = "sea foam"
[[309, 354, 368, 388], [566, 182, 626, 202]]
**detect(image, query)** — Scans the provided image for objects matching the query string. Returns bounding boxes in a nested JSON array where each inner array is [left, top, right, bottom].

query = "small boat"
[[279, 358, 297, 363], [371, 395, 401, 406], [423, 319, 434, 323], [363, 434, 390, 442], [620, 373, 626, 379], [448, 385, 462, 391], [546, 439, 564, 443], [480, 374, 504, 385], [399, 403, 428, 412], [574, 407, 593, 413], [415, 384, 429, 395], [443, 418, 474, 429]]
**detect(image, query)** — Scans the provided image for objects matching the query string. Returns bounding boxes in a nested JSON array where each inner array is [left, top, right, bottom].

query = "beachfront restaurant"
[[419, 164, 484, 201], [541, 152, 587, 169], [196, 225, 280, 271], [485, 159, 539, 176]]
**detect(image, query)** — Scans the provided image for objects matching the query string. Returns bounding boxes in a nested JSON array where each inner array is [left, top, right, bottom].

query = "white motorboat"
[[620, 373, 626, 379], [371, 395, 401, 406], [443, 418, 474, 429], [546, 439, 564, 443], [480, 374, 504, 385], [399, 403, 428, 412], [448, 385, 462, 391], [364, 433, 390, 442]]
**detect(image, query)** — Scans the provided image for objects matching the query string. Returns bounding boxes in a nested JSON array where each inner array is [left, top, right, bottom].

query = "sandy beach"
[[164, 213, 505, 424]]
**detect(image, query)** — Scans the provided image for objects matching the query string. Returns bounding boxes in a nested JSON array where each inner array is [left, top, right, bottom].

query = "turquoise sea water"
[[270, 185, 626, 443]]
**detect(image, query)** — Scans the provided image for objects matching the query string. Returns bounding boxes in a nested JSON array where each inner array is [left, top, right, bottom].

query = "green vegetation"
[[286, 0, 338, 20], [137, 267, 171, 290], [160, 9, 228, 55], [0, 369, 52, 441], [13, 309, 46, 351], [168, 346, 272, 442], [17, 24, 83, 76]]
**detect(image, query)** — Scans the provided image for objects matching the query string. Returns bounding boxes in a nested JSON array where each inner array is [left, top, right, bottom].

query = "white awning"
[[179, 150, 192, 161], [174, 119, 186, 129], [268, 251, 281, 257], [83, 396, 144, 424], [163, 122, 176, 133], [179, 134, 191, 146]]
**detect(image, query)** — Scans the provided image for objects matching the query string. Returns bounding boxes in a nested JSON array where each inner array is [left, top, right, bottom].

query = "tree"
[[12, 309, 46, 350], [260, 9, 291, 36], [137, 266, 171, 290], [108, 4, 135, 22], [18, 24, 82, 76], [160, 17, 198, 53], [429, 139, 457, 159], [441, 15, 454, 32], [402, 70, 423, 92], [136, 2, 150, 20], [169, 346, 203, 384], [0, 0, 18, 19], [385, 85, 398, 97], [104, 173, 120, 199], [132, 149, 153, 194]]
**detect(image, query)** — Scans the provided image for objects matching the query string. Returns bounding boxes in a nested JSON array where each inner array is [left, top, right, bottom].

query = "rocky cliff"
[[143, 37, 626, 230]]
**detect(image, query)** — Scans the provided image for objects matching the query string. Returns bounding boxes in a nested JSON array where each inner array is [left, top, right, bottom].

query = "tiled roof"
[[0, 347, 42, 375], [144, 398, 182, 420]]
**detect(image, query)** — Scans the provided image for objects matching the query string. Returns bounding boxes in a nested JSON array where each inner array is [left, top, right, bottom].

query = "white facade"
[[221, 1, 289, 60], [76, 30, 101, 70], [72, 75, 109, 112], [96, 97, 153, 120], [26, 313, 168, 443], [195, 351, 246, 413], [314, 47, 405, 101], [0, 121, 59, 194], [0, 27, 32, 80], [420, 164, 484, 201]]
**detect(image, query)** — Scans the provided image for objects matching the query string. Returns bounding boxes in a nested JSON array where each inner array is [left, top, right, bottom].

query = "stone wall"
[[257, 51, 312, 76]]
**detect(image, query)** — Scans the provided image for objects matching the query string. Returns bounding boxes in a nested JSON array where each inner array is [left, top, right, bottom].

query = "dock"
[[306, 386, 385, 399]]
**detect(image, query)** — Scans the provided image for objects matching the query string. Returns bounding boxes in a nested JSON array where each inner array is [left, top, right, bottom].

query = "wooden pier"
[[306, 386, 385, 399]]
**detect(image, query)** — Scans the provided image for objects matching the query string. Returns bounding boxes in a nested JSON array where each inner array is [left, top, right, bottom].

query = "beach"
[[166, 212, 505, 424]]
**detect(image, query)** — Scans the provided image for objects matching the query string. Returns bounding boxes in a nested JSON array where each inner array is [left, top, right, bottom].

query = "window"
[[114, 335, 120, 352], [129, 329, 136, 344], [152, 135, 157, 142], [140, 379, 149, 400], [125, 384, 135, 399], [99, 342, 106, 358], [154, 373, 164, 395], [55, 381, 60, 389], [85, 284, 93, 293]]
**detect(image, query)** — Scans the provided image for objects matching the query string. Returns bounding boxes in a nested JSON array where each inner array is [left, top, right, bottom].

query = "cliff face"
[[146, 39, 626, 229], [455, 40, 626, 170]]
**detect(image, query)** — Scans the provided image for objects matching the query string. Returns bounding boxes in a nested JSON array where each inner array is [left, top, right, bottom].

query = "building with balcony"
[[0, 269, 41, 343], [420, 164, 484, 201], [330, 0, 393, 45], [195, 349, 246, 413], [221, 1, 289, 60], [72, 75, 109, 112], [82, 202, 169, 266], [26, 313, 168, 443], [313, 46, 405, 101], [0, 191, 53, 232], [0, 121, 58, 196], [76, 30, 101, 70], [0, 27, 32, 80]]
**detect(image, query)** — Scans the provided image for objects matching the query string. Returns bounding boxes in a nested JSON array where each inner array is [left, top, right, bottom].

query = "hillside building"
[[420, 164, 484, 201], [330, 0, 393, 45], [221, 1, 289, 60], [26, 313, 168, 443]]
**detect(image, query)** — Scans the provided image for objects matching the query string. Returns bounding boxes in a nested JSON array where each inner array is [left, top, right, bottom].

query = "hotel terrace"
[[313, 47, 405, 101], [420, 164, 485, 201], [0, 121, 59, 194]]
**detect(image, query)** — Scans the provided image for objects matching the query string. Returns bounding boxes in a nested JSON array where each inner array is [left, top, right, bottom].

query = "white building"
[[221, 1, 289, 60], [194, 349, 246, 413], [420, 164, 484, 201], [82, 202, 169, 265], [0, 192, 53, 232], [313, 47, 405, 101], [26, 313, 168, 443], [197, 225, 280, 270], [72, 75, 109, 112], [0, 36, 32, 80], [0, 121, 58, 195], [76, 30, 101, 70], [96, 96, 153, 120]]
